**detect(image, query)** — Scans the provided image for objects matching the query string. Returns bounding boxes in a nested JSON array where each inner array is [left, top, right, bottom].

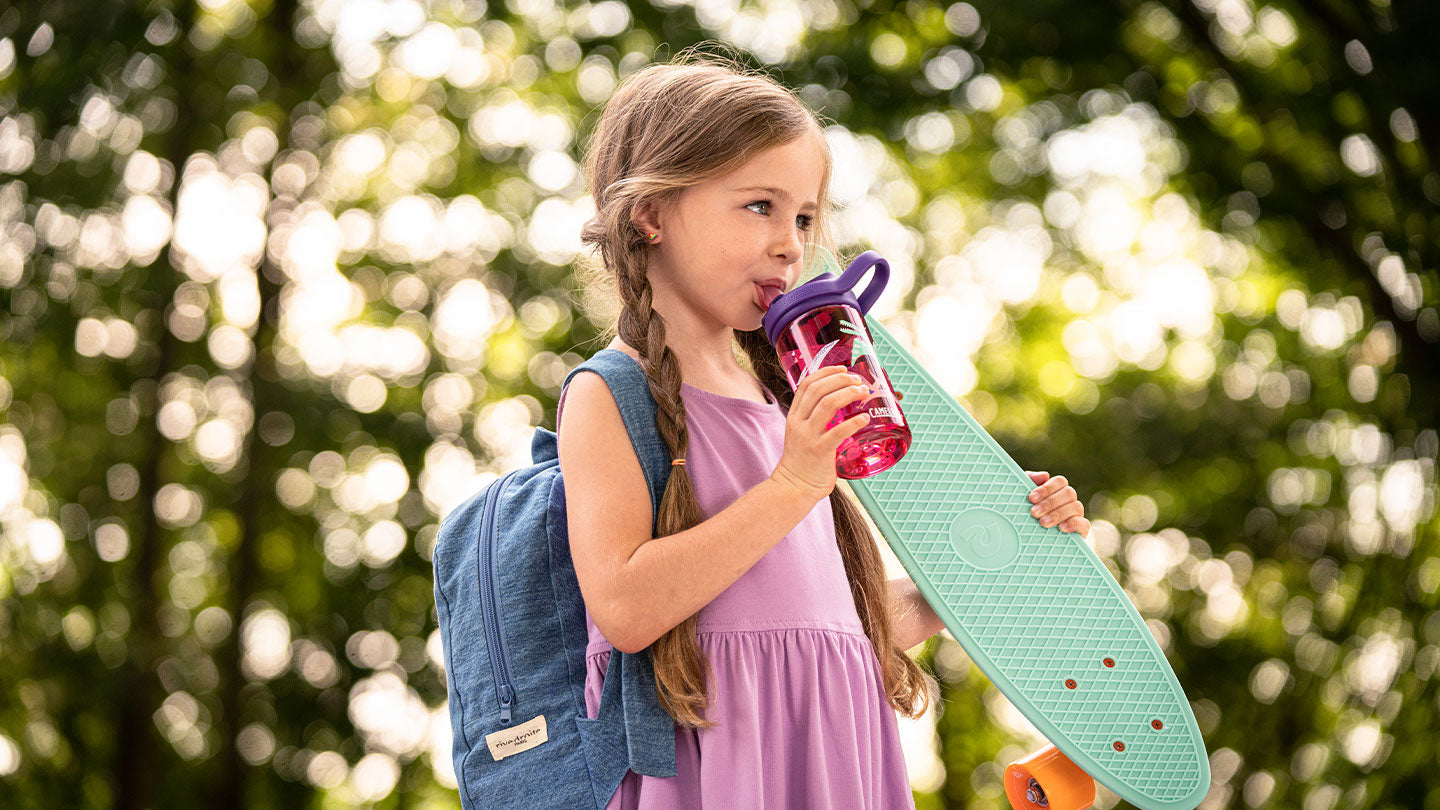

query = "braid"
[[615, 244, 716, 728], [615, 254, 691, 479]]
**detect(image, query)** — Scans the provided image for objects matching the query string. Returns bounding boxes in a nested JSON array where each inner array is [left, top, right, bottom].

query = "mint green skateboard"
[[847, 315, 1210, 810]]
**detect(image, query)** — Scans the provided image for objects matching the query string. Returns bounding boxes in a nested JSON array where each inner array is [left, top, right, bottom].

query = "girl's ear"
[[631, 200, 661, 237]]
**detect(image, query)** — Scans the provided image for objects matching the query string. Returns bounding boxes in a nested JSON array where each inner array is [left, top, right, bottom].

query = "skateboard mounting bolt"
[[1064, 679, 1077, 690], [1103, 657, 1115, 668], [1113, 741, 1126, 752], [1151, 719, 1164, 730]]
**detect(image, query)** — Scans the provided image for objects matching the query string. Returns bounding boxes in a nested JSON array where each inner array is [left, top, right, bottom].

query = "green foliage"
[[0, 0, 1436, 807]]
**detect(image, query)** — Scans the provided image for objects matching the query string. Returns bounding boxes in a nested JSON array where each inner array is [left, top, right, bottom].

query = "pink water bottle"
[[760, 250, 910, 479]]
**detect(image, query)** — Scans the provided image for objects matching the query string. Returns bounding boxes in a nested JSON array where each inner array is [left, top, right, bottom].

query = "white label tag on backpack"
[[485, 714, 548, 761]]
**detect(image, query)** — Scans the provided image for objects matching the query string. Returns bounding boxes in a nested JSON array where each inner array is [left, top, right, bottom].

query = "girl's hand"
[[1026, 470, 1089, 539], [769, 365, 873, 503]]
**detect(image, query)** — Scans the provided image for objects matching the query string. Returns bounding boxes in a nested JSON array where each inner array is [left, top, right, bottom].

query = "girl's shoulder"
[[605, 337, 643, 363]]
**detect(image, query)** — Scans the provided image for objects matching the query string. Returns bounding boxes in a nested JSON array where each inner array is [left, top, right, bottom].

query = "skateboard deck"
[[846, 315, 1210, 810]]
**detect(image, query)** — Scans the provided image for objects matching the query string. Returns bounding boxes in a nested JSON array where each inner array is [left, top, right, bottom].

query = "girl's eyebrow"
[[731, 185, 818, 212]]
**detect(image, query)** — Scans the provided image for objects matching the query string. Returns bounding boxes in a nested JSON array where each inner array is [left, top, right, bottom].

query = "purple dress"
[[561, 377, 915, 809]]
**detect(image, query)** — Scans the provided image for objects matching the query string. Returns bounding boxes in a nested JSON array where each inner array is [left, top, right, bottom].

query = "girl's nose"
[[773, 225, 804, 264]]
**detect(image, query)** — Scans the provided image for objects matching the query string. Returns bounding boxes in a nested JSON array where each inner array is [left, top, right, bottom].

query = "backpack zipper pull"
[[499, 684, 513, 724]]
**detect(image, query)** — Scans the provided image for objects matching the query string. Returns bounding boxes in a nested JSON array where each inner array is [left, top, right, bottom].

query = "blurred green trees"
[[0, 0, 1434, 808]]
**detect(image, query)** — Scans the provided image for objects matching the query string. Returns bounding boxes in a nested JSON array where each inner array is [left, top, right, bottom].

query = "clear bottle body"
[[772, 303, 910, 479]]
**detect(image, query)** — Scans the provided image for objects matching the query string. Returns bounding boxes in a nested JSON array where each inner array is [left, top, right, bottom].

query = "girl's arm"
[[887, 575, 946, 652]]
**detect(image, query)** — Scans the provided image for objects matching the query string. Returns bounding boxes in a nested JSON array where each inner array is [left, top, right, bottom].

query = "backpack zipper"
[[479, 471, 520, 724]]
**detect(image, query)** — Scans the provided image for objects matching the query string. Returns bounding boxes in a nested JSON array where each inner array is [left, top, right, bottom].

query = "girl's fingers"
[[792, 366, 839, 420], [797, 366, 858, 422], [1031, 485, 1077, 516], [1037, 501, 1085, 528], [830, 410, 872, 445], [1025, 471, 1087, 534], [815, 384, 869, 425], [1028, 474, 1068, 504], [1025, 471, 1048, 498]]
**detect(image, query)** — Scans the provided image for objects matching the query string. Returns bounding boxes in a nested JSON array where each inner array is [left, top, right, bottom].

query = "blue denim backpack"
[[433, 349, 678, 809]]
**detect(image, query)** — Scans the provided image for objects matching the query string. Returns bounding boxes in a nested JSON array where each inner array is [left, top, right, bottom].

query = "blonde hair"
[[575, 42, 932, 728]]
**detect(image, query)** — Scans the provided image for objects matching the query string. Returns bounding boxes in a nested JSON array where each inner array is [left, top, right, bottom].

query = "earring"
[[646, 232, 659, 242]]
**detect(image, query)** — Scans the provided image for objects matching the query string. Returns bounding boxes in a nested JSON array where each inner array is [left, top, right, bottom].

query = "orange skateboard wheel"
[[1003, 744, 1096, 810]]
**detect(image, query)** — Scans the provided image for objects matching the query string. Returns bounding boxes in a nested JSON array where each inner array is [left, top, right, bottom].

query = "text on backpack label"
[[485, 714, 549, 761]]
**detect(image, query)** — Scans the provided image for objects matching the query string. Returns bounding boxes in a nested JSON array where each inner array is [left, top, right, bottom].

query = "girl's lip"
[[754, 282, 781, 311]]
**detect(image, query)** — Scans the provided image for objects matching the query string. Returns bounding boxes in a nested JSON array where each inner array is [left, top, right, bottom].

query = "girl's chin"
[[727, 314, 766, 335]]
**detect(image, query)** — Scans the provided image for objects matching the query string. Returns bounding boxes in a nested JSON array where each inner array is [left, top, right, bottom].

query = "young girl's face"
[[637, 135, 825, 334]]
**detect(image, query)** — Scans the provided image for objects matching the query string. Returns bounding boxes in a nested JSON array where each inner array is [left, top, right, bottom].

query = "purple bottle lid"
[[761, 250, 890, 345]]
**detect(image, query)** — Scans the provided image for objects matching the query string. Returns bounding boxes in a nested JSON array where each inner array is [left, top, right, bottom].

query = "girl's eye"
[[747, 200, 814, 231]]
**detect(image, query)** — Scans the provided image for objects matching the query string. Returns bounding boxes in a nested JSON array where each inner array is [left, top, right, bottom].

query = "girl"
[[555, 45, 1090, 808]]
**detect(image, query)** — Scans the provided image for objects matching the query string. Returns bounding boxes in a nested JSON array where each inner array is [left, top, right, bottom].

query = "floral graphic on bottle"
[[837, 316, 874, 358], [801, 316, 874, 379]]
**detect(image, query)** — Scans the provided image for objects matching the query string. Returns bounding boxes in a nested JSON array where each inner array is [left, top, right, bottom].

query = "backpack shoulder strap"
[[552, 348, 679, 779], [556, 348, 671, 532]]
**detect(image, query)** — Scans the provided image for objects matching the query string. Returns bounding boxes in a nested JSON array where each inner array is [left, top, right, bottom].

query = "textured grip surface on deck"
[[847, 316, 1210, 810]]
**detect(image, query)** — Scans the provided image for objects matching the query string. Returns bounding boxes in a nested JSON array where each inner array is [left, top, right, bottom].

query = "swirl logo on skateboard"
[[949, 507, 1021, 571]]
